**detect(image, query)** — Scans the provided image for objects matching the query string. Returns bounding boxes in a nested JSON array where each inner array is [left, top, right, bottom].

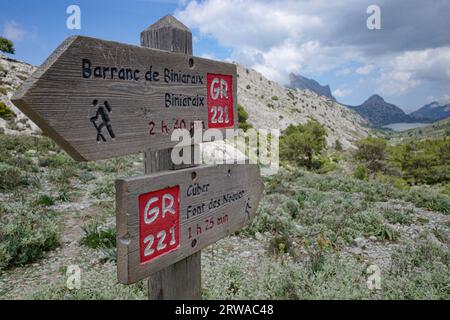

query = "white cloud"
[[333, 88, 352, 98], [3, 21, 26, 41], [336, 68, 353, 76], [176, 0, 349, 84], [356, 64, 375, 75], [176, 0, 450, 99], [376, 46, 450, 96]]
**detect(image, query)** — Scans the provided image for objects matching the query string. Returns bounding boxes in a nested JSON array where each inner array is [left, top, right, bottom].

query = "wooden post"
[[141, 15, 201, 300]]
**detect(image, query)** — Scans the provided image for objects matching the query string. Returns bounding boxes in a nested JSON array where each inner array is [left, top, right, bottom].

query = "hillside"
[[410, 101, 450, 122], [390, 116, 450, 142], [0, 54, 37, 135], [349, 95, 411, 127], [237, 65, 369, 149]]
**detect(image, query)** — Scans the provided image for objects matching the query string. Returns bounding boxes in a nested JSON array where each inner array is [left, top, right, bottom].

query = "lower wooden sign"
[[116, 164, 264, 284]]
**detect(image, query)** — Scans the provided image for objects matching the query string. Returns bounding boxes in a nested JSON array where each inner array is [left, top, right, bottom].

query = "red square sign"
[[138, 186, 180, 264], [207, 73, 234, 128]]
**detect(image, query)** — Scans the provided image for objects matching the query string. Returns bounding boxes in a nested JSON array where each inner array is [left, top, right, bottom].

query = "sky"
[[1, 0, 449, 113]]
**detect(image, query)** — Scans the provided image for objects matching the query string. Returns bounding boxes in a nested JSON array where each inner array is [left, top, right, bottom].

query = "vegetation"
[[0, 102, 16, 120], [0, 202, 59, 271], [204, 169, 449, 299], [0, 97, 449, 299], [237, 104, 253, 132], [81, 222, 116, 250], [352, 135, 450, 187], [280, 120, 327, 169], [0, 37, 15, 54]]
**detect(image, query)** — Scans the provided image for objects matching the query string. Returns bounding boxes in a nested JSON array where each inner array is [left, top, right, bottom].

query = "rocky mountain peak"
[[366, 94, 385, 103], [288, 72, 335, 101]]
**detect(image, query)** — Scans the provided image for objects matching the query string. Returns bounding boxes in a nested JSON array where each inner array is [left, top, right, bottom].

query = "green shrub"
[[0, 102, 15, 120], [0, 37, 15, 54], [334, 139, 343, 151], [271, 96, 279, 101], [81, 223, 116, 249], [78, 171, 96, 183], [383, 208, 413, 225], [280, 120, 327, 170], [404, 187, 450, 214], [0, 163, 29, 191], [237, 104, 253, 132], [389, 138, 450, 184], [0, 87, 8, 95], [353, 164, 368, 180], [39, 152, 73, 168], [0, 203, 59, 270], [34, 194, 55, 207], [354, 137, 387, 172]]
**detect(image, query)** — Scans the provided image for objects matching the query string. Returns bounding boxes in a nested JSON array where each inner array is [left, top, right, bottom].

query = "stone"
[[352, 237, 365, 247], [255, 232, 264, 241]]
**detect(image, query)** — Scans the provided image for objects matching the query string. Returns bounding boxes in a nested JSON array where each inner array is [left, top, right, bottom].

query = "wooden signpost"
[[116, 164, 264, 284], [11, 15, 264, 300], [12, 34, 237, 161]]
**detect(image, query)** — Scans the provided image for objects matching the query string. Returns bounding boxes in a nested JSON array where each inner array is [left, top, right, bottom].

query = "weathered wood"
[[142, 15, 201, 300], [148, 251, 201, 300], [141, 15, 193, 55], [116, 164, 264, 285], [12, 35, 237, 161]]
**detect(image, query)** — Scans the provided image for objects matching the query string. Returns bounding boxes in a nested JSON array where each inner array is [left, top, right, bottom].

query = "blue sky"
[[2, 0, 450, 113]]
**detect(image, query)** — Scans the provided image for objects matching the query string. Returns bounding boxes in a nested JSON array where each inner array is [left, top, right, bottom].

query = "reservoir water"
[[383, 122, 430, 132]]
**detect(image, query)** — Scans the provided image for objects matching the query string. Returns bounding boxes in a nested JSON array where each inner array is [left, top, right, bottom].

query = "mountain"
[[288, 73, 335, 101], [348, 95, 411, 127], [238, 65, 369, 149], [410, 101, 450, 122]]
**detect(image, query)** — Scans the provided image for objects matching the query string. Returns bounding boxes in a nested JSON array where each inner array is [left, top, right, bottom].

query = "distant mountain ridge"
[[348, 95, 411, 127], [237, 65, 369, 149], [288, 73, 335, 101], [410, 101, 450, 122]]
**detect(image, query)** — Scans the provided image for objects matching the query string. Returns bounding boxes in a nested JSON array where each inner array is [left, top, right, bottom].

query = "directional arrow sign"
[[12, 36, 237, 161], [116, 164, 264, 284]]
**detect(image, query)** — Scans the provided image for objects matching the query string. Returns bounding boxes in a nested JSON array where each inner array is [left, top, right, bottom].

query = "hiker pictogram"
[[90, 100, 115, 143]]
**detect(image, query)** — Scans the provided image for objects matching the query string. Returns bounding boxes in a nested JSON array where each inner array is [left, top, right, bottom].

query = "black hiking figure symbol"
[[245, 200, 252, 219], [90, 100, 115, 143]]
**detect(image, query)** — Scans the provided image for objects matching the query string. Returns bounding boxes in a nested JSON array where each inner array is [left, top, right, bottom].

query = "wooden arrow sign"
[[12, 36, 237, 161], [116, 164, 264, 284]]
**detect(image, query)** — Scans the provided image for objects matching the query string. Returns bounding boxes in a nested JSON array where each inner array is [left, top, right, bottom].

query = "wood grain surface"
[[12, 36, 237, 161], [116, 164, 264, 284]]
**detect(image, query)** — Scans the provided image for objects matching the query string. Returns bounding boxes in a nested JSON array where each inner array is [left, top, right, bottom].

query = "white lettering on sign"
[[210, 78, 229, 100], [143, 194, 176, 225], [139, 186, 180, 264]]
